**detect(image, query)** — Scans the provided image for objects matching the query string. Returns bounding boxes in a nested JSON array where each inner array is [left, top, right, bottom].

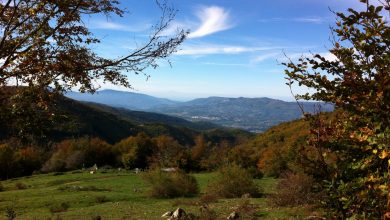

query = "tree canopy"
[[284, 0, 389, 218], [0, 0, 187, 92], [0, 0, 187, 143]]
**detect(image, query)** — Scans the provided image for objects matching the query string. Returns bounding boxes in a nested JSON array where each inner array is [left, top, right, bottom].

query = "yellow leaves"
[[378, 184, 387, 191], [28, 8, 36, 16], [379, 150, 388, 159], [372, 149, 378, 154]]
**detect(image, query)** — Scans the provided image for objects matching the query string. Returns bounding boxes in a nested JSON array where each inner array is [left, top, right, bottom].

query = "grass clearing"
[[0, 170, 312, 219]]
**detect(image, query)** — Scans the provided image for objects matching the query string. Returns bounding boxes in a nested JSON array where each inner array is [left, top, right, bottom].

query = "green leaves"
[[283, 0, 389, 218]]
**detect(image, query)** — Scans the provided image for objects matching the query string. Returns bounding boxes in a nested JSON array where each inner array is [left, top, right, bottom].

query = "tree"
[[115, 133, 154, 169], [284, 0, 389, 218], [0, 0, 187, 143], [151, 135, 190, 169]]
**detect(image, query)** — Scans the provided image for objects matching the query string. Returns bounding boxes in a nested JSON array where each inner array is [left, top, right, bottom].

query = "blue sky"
[[85, 0, 367, 101]]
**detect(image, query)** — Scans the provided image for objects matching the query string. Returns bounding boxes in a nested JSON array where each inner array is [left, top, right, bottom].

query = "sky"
[[84, 0, 372, 101]]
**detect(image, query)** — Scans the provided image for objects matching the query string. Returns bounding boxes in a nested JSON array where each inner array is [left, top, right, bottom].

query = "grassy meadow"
[[0, 170, 312, 220]]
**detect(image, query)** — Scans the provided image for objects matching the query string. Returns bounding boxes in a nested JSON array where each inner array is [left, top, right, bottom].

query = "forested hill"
[[67, 90, 334, 133], [8, 95, 252, 146], [66, 89, 178, 110], [151, 97, 334, 132]]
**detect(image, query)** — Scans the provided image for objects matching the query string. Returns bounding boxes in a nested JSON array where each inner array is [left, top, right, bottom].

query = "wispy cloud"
[[293, 16, 332, 24], [89, 20, 151, 32], [258, 16, 332, 24], [251, 51, 338, 64], [251, 52, 280, 63], [188, 6, 233, 39], [202, 62, 248, 66], [176, 44, 282, 56]]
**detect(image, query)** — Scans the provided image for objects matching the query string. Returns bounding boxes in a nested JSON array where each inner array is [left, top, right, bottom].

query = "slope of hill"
[[152, 97, 333, 132], [66, 89, 333, 132], [17, 95, 251, 146], [244, 111, 336, 177], [84, 102, 219, 131], [65, 89, 178, 110]]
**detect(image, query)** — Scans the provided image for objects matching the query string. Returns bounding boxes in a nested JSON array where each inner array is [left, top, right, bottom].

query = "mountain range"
[[66, 90, 334, 132], [66, 89, 178, 110]]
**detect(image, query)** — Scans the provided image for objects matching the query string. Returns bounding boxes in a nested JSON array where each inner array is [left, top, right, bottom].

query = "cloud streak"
[[89, 20, 151, 32], [176, 45, 282, 56], [251, 52, 280, 63], [188, 6, 233, 38], [258, 16, 332, 24]]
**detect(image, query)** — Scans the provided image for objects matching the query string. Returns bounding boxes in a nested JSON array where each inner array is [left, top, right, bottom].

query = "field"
[[0, 170, 310, 219]]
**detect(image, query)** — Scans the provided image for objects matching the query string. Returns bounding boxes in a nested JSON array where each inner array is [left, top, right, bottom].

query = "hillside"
[[53, 97, 244, 145], [65, 89, 178, 110], [0, 171, 309, 219], [244, 112, 337, 177], [84, 102, 219, 131], [4, 94, 249, 146], [67, 90, 334, 132], [152, 97, 333, 132]]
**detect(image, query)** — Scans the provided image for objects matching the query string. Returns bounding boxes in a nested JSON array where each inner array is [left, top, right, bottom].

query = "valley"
[[67, 90, 333, 132]]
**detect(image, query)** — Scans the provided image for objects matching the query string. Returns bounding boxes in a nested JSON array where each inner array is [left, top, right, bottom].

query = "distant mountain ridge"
[[151, 96, 334, 132], [66, 89, 178, 110], [67, 90, 334, 132]]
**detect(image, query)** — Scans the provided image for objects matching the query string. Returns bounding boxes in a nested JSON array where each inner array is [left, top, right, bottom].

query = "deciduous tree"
[[0, 0, 187, 143], [284, 0, 389, 218]]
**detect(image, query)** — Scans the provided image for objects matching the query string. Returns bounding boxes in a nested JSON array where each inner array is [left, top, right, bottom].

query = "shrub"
[[142, 169, 199, 198], [14, 182, 27, 190], [199, 193, 218, 204], [230, 199, 259, 220], [198, 205, 217, 220], [0, 183, 4, 192], [49, 202, 69, 213], [247, 166, 263, 179], [95, 195, 109, 203], [206, 164, 262, 198], [268, 172, 319, 207], [5, 207, 16, 220], [91, 216, 102, 220]]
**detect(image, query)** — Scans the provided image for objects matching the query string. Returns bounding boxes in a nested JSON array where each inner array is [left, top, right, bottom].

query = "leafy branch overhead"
[[0, 0, 188, 92]]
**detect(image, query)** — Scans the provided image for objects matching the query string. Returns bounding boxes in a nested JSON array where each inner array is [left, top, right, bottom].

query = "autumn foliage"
[[284, 1, 389, 218]]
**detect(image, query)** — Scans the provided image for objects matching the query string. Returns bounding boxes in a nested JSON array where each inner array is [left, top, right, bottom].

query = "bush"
[[5, 207, 16, 220], [14, 182, 27, 190], [247, 166, 263, 179], [0, 183, 4, 192], [49, 202, 69, 213], [95, 195, 109, 203], [199, 193, 218, 204], [268, 172, 319, 207], [206, 164, 262, 198], [230, 199, 259, 220], [142, 169, 199, 198]]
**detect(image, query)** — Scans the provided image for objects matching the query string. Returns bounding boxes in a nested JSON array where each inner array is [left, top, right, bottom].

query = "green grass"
[[0, 170, 311, 219]]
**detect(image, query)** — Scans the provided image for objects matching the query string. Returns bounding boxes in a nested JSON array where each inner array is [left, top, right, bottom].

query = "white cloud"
[[176, 44, 282, 56], [293, 17, 331, 24], [258, 16, 332, 24], [202, 62, 248, 66], [251, 51, 338, 64], [188, 6, 233, 39], [89, 20, 151, 32], [251, 52, 280, 63]]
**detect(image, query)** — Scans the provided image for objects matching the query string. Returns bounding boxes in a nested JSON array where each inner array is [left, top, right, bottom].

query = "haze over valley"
[[67, 89, 333, 132]]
